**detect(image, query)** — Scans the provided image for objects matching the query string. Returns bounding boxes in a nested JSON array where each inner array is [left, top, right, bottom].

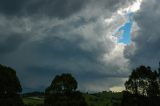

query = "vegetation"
[[122, 64, 160, 106], [45, 73, 87, 106], [0, 64, 24, 106], [23, 91, 122, 106], [84, 91, 122, 106], [23, 97, 44, 106], [1, 62, 160, 106]]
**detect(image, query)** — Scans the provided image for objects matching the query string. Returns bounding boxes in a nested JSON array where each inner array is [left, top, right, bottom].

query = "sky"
[[0, 0, 160, 92]]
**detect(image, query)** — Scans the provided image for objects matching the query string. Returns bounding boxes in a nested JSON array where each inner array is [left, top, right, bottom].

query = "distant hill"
[[23, 91, 44, 98]]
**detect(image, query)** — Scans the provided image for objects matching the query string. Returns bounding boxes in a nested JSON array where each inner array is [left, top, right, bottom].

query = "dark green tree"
[[45, 73, 87, 106], [125, 66, 159, 96], [0, 64, 24, 106], [158, 62, 160, 93], [122, 65, 160, 106]]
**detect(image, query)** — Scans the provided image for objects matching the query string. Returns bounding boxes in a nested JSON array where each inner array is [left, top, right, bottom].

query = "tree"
[[122, 65, 160, 106], [125, 65, 159, 96], [158, 62, 160, 93], [0, 64, 24, 106], [45, 73, 87, 106], [45, 73, 77, 94]]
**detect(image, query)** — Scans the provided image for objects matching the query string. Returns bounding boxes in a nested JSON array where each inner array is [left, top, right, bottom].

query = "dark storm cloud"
[[0, 0, 88, 18], [0, 0, 26, 16], [0, 34, 26, 54], [0, 0, 133, 18], [124, 0, 160, 68], [24, 34, 108, 71], [27, 0, 88, 18], [0, 26, 120, 91], [94, 0, 132, 11], [19, 40, 107, 90], [0, 0, 134, 92]]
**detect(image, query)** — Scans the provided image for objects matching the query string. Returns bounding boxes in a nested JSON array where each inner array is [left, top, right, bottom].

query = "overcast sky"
[[0, 0, 160, 92]]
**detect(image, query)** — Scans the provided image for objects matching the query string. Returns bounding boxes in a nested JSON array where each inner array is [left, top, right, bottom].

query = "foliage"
[[0, 64, 24, 106], [44, 73, 87, 106], [45, 73, 77, 94], [125, 65, 160, 96], [122, 64, 160, 106]]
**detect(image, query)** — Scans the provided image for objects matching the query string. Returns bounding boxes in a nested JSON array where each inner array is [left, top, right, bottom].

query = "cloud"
[[0, 0, 89, 18], [124, 0, 160, 69], [0, 0, 26, 16], [0, 34, 26, 54], [0, 0, 138, 92]]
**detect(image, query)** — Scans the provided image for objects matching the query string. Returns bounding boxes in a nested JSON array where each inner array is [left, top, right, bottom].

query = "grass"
[[23, 91, 123, 106], [23, 97, 44, 106], [84, 91, 123, 106]]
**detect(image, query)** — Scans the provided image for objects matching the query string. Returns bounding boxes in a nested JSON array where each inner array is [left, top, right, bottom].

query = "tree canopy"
[[125, 65, 160, 96], [0, 64, 24, 106], [45, 73, 77, 94], [122, 65, 160, 106], [45, 73, 87, 106]]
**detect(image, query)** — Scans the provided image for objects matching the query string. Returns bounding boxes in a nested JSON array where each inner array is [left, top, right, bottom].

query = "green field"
[[23, 91, 122, 106], [84, 91, 122, 106], [23, 97, 44, 106]]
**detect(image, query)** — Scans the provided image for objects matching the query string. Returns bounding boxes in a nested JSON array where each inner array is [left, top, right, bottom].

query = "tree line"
[[0, 64, 87, 106], [0, 63, 160, 106]]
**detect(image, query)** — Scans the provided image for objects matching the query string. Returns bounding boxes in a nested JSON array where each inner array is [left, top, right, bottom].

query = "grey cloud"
[[0, 0, 26, 16], [0, 18, 124, 91], [0, 34, 26, 54], [0, 0, 134, 92], [0, 0, 88, 18], [27, 0, 88, 18], [0, 0, 133, 18], [124, 0, 160, 68]]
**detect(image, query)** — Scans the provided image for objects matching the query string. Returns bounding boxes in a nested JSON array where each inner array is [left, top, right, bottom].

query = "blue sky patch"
[[117, 13, 133, 44]]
